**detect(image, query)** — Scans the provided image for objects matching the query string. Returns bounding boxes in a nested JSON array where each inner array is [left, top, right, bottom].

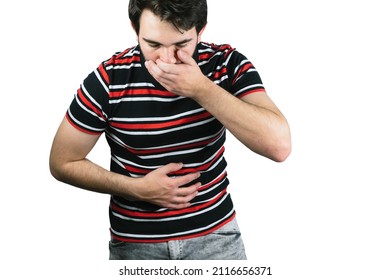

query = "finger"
[[145, 60, 175, 88], [173, 172, 201, 187], [158, 162, 184, 175], [171, 187, 199, 208], [176, 182, 201, 197], [166, 202, 191, 210], [156, 59, 180, 75], [177, 50, 197, 66], [145, 60, 163, 76]]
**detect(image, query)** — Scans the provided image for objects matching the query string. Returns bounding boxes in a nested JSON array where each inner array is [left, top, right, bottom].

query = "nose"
[[160, 46, 178, 64]]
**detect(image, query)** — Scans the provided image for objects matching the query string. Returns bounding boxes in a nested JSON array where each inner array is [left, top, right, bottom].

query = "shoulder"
[[198, 42, 235, 60], [197, 42, 249, 66], [94, 46, 143, 85], [103, 46, 141, 68]]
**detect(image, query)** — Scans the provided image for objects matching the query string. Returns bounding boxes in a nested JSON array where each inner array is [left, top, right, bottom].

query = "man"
[[49, 0, 291, 260]]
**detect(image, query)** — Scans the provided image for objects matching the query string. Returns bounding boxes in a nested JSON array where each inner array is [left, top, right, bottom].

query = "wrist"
[[192, 77, 215, 103]]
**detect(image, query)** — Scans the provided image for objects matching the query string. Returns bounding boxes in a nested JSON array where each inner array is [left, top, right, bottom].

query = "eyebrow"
[[142, 37, 193, 46]]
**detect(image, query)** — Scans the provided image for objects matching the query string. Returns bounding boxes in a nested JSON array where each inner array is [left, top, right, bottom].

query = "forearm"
[[50, 157, 138, 198], [194, 79, 291, 161], [50, 153, 200, 209], [144, 52, 291, 161]]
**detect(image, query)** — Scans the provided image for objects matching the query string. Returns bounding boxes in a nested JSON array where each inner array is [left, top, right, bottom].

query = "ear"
[[197, 25, 207, 43]]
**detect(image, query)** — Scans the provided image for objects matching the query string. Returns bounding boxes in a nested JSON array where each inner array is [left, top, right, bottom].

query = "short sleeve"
[[66, 65, 109, 135], [227, 51, 266, 98]]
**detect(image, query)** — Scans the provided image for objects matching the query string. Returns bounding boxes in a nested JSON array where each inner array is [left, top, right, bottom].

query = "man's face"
[[137, 9, 201, 64]]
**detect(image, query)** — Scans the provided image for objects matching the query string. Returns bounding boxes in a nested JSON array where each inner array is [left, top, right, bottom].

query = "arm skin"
[[145, 49, 292, 162], [49, 118, 201, 209]]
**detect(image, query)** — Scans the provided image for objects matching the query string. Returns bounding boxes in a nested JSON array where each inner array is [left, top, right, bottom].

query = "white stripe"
[[139, 147, 204, 159], [112, 170, 226, 212], [198, 43, 214, 53], [80, 83, 108, 119], [112, 145, 224, 175], [109, 82, 155, 90], [123, 48, 140, 57], [111, 117, 215, 135], [113, 154, 161, 170], [233, 59, 250, 76], [111, 157, 127, 172], [112, 197, 168, 213], [67, 109, 104, 132], [113, 150, 221, 170], [106, 63, 142, 70], [74, 95, 107, 122], [120, 145, 223, 169], [198, 176, 226, 196], [212, 75, 228, 85], [198, 51, 225, 66], [111, 208, 234, 239], [94, 68, 109, 93], [105, 128, 224, 159], [112, 192, 230, 223], [234, 83, 264, 96], [234, 68, 258, 83], [111, 168, 227, 214], [129, 127, 224, 151], [205, 64, 224, 78], [183, 146, 224, 168], [110, 107, 205, 122], [109, 96, 185, 103], [110, 156, 144, 178]]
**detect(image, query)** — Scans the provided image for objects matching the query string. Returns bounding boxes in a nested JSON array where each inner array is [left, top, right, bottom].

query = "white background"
[[1, 0, 389, 279]]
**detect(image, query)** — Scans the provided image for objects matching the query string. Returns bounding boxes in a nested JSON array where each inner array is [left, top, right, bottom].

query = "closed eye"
[[175, 43, 187, 48], [143, 37, 192, 49], [148, 43, 160, 49]]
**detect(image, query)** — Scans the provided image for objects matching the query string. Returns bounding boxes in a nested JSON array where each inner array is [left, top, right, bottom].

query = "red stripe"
[[198, 44, 233, 61], [198, 171, 227, 191], [199, 53, 211, 60], [212, 67, 227, 79], [97, 63, 109, 85], [124, 164, 150, 175], [163, 146, 225, 176], [108, 56, 141, 65], [111, 189, 227, 219], [239, 88, 266, 98], [65, 114, 102, 135], [126, 132, 222, 156], [110, 88, 177, 98], [77, 88, 105, 118], [99, 50, 141, 84], [233, 62, 253, 84], [110, 111, 212, 130], [105, 53, 141, 65], [122, 146, 225, 177], [110, 213, 235, 243]]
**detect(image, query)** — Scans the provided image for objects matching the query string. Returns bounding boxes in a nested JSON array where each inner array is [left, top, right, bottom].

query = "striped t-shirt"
[[66, 42, 265, 243]]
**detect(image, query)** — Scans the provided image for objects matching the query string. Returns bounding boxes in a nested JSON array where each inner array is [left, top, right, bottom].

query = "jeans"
[[109, 218, 247, 260]]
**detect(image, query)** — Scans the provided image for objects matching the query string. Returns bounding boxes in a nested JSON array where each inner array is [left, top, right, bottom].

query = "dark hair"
[[128, 0, 207, 34]]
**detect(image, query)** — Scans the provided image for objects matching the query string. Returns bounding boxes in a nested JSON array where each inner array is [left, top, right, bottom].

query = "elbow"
[[272, 133, 292, 162], [49, 154, 66, 183], [251, 139, 291, 162], [261, 133, 292, 163], [271, 142, 291, 162], [271, 124, 292, 162], [49, 161, 62, 182]]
